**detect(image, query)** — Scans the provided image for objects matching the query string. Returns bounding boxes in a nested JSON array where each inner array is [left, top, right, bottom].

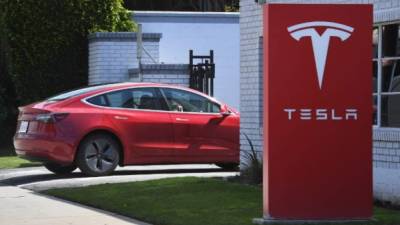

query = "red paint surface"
[[14, 83, 239, 166], [263, 4, 373, 220]]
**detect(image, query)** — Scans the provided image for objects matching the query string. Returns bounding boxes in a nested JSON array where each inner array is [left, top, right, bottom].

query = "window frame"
[[82, 86, 222, 115], [374, 22, 400, 128], [83, 87, 167, 112], [46, 83, 122, 102], [159, 87, 222, 115]]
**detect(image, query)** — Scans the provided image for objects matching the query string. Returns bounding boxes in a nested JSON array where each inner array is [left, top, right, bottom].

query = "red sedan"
[[14, 83, 240, 176]]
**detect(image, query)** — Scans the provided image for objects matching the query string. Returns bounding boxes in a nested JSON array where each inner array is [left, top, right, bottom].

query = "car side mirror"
[[220, 104, 231, 116]]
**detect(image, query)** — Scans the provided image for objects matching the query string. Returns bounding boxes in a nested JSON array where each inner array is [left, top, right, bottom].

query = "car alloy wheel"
[[77, 133, 120, 176]]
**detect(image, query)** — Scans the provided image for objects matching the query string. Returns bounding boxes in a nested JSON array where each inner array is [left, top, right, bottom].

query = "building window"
[[374, 23, 400, 128]]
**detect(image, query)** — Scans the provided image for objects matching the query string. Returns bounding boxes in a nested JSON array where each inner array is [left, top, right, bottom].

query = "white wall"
[[134, 11, 240, 110], [88, 32, 161, 85]]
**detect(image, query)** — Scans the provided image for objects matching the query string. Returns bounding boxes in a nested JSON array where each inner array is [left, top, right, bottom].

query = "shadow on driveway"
[[1, 167, 237, 186]]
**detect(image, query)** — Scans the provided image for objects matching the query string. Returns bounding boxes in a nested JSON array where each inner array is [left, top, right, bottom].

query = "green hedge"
[[0, 0, 136, 151]]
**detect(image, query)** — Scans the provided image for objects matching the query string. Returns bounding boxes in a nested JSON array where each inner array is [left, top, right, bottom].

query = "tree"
[[0, 0, 136, 152], [1, 0, 136, 104], [123, 0, 239, 12]]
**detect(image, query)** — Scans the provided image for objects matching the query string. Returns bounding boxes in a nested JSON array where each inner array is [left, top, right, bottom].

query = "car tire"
[[216, 163, 239, 170], [76, 133, 120, 176], [44, 162, 77, 175]]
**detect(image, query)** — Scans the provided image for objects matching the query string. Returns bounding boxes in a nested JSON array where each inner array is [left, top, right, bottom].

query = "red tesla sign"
[[263, 4, 372, 220]]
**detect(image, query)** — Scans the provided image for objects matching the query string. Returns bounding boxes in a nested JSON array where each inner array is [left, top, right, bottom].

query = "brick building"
[[240, 0, 400, 204]]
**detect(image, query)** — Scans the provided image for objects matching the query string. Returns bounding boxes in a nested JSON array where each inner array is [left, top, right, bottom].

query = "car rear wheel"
[[44, 162, 77, 175], [76, 133, 120, 176], [216, 163, 239, 170]]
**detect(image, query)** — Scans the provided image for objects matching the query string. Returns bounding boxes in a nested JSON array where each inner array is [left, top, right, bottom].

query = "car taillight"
[[36, 113, 69, 123]]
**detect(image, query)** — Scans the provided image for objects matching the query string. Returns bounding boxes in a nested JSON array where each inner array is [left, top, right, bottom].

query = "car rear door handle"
[[114, 116, 128, 120], [176, 118, 189, 122]]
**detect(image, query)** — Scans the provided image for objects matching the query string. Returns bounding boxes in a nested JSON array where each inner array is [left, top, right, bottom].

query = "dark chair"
[[139, 95, 156, 110]]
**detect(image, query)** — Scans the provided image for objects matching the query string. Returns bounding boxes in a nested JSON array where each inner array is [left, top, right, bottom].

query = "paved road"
[[0, 164, 238, 225]]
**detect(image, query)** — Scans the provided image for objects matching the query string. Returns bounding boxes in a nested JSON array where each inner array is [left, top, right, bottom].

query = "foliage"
[[124, 0, 239, 12], [240, 133, 263, 185], [224, 0, 240, 12], [0, 88, 8, 123], [0, 0, 136, 105], [224, 5, 239, 12], [0, 12, 18, 152], [0, 0, 135, 149]]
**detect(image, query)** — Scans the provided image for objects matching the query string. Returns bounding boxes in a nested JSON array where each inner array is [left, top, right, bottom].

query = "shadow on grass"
[[18, 162, 42, 168]]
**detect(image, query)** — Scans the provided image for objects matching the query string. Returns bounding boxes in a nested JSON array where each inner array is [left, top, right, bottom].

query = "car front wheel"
[[44, 162, 77, 175], [76, 133, 120, 176]]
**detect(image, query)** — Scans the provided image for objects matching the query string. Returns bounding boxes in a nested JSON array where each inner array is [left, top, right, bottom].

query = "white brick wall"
[[143, 74, 189, 87], [374, 167, 400, 204], [88, 32, 161, 85], [373, 128, 400, 204], [240, 0, 400, 204], [129, 64, 190, 87], [240, 0, 264, 165]]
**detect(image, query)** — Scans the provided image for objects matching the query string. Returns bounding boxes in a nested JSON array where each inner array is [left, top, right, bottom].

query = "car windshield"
[[46, 83, 122, 101]]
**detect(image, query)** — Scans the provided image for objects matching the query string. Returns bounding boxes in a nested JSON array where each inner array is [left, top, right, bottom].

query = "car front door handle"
[[176, 118, 189, 122]]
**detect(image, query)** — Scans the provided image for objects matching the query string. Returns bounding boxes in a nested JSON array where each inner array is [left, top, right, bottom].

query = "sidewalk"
[[0, 185, 150, 225]]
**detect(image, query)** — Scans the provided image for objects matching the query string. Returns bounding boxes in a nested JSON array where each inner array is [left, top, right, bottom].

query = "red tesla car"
[[14, 83, 239, 176]]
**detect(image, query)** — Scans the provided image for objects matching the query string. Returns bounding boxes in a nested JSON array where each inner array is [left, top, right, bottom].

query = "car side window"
[[160, 88, 220, 113], [87, 88, 163, 111], [86, 95, 108, 107]]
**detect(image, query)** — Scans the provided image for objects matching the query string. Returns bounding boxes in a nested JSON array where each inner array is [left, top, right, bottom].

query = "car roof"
[[88, 82, 194, 93], [78, 82, 221, 104]]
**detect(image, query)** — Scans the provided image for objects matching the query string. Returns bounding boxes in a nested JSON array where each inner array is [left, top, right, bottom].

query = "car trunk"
[[17, 102, 57, 135]]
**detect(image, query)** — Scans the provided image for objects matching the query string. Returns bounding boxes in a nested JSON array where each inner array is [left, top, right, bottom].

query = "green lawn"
[[44, 177, 400, 225], [0, 156, 42, 169]]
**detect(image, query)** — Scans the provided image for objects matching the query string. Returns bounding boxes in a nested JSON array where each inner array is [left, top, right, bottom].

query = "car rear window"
[[46, 84, 121, 101], [86, 95, 109, 106], [86, 88, 165, 111]]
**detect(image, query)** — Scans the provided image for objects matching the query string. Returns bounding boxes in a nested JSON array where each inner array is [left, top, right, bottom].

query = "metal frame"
[[189, 50, 215, 96], [376, 25, 382, 127], [81, 85, 222, 116], [374, 22, 400, 128]]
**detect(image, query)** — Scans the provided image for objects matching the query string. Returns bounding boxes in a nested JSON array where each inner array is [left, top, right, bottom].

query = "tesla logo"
[[284, 108, 358, 121], [288, 21, 354, 89]]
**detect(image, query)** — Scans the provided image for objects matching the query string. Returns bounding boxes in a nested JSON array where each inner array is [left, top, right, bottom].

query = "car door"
[[159, 87, 238, 161], [89, 87, 175, 163]]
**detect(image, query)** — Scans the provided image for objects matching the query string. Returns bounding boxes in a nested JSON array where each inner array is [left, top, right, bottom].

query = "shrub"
[[240, 133, 263, 185], [0, 15, 18, 153], [0, 0, 136, 105], [0, 0, 136, 149]]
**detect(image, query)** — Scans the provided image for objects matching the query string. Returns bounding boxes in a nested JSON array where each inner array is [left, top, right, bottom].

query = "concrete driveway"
[[0, 164, 238, 225], [0, 185, 150, 225], [0, 164, 238, 191]]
